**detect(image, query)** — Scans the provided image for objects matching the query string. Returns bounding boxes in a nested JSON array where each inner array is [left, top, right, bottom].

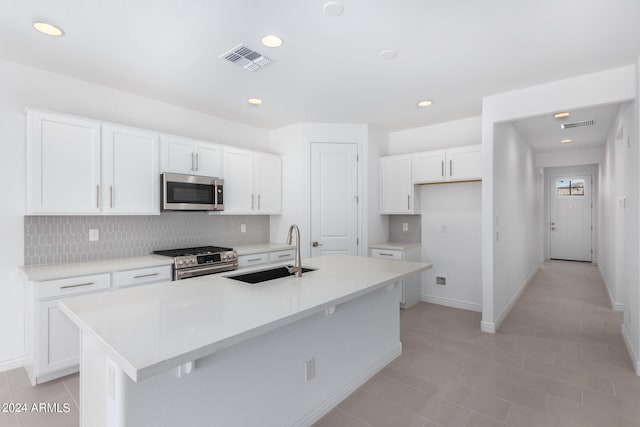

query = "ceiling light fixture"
[[323, 1, 344, 17], [417, 100, 433, 108], [379, 49, 397, 59], [553, 112, 570, 119], [33, 21, 64, 37], [261, 35, 283, 48], [248, 98, 263, 105], [561, 139, 573, 144]]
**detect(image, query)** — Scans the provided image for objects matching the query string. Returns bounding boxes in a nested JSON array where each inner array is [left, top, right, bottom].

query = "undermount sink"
[[227, 266, 316, 284]]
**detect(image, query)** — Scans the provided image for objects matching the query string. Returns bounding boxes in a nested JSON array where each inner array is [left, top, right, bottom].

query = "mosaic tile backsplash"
[[388, 215, 421, 244], [24, 213, 270, 265]]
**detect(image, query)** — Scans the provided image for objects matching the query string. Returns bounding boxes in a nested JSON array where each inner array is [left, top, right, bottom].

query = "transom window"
[[556, 179, 584, 196]]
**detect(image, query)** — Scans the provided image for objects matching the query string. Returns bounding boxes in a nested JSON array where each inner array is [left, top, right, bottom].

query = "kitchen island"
[[60, 255, 431, 427]]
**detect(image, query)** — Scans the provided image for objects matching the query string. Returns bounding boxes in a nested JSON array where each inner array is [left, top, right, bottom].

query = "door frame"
[[309, 139, 363, 257], [543, 165, 598, 262]]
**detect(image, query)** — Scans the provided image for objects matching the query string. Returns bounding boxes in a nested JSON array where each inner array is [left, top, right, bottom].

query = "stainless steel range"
[[153, 246, 238, 280]]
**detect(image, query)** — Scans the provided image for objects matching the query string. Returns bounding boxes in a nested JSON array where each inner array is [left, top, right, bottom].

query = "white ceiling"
[[1, 0, 639, 131], [512, 103, 623, 153]]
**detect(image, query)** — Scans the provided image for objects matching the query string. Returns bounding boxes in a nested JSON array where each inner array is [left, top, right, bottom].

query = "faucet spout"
[[286, 224, 303, 277]]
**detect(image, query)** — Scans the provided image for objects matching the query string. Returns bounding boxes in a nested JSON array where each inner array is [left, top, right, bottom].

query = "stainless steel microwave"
[[161, 173, 224, 211]]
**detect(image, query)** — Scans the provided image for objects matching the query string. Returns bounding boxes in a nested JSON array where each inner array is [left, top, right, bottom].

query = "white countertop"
[[20, 255, 174, 282], [234, 242, 295, 255], [60, 255, 431, 382], [369, 242, 422, 251]]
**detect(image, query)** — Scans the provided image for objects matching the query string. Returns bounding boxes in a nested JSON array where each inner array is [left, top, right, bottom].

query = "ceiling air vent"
[[561, 120, 595, 129], [220, 44, 272, 72]]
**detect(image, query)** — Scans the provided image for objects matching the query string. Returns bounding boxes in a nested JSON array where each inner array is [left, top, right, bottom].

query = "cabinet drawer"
[[113, 265, 172, 289], [36, 273, 111, 300], [269, 249, 295, 263], [370, 249, 403, 260], [238, 253, 269, 267]]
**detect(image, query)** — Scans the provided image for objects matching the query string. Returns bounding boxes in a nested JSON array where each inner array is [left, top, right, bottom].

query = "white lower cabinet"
[[370, 247, 421, 309], [25, 273, 111, 385], [238, 252, 270, 268], [113, 265, 172, 289]]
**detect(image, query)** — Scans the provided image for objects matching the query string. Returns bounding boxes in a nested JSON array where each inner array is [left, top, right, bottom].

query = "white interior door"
[[549, 175, 592, 261], [311, 143, 358, 257]]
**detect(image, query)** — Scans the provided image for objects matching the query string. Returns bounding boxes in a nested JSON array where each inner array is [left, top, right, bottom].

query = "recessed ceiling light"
[[417, 100, 433, 108], [553, 112, 570, 119], [323, 1, 344, 17], [261, 35, 283, 48], [561, 139, 573, 144], [33, 22, 64, 37], [379, 50, 397, 59], [248, 98, 263, 105]]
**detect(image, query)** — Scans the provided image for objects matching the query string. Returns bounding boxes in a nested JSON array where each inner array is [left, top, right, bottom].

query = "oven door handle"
[[175, 263, 238, 280]]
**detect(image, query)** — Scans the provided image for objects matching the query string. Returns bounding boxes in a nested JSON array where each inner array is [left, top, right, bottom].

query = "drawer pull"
[[248, 258, 262, 262], [379, 253, 394, 256], [278, 254, 291, 258], [133, 273, 160, 279], [60, 282, 94, 290]]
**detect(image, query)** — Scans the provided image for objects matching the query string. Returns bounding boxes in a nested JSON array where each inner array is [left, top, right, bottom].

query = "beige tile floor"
[[1, 260, 638, 427], [314, 260, 640, 427]]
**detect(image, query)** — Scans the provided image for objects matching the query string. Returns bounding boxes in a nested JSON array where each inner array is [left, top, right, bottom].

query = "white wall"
[[365, 126, 389, 247], [419, 182, 482, 311], [492, 123, 542, 327], [0, 58, 270, 370], [388, 116, 481, 154], [481, 65, 637, 334], [599, 104, 633, 312], [536, 147, 604, 168]]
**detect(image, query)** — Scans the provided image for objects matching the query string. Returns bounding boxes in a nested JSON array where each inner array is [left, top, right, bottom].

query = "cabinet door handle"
[[110, 186, 113, 208], [450, 159, 453, 176], [133, 272, 159, 279], [407, 195, 410, 210], [257, 194, 261, 210], [441, 160, 444, 177], [195, 153, 199, 171], [96, 185, 100, 208], [60, 281, 95, 290], [191, 153, 195, 171], [251, 194, 254, 210]]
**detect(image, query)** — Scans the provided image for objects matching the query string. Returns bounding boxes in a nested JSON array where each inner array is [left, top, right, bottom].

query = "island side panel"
[[108, 284, 401, 427]]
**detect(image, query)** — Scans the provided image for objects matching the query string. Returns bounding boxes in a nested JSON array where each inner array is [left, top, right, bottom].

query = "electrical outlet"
[[89, 229, 99, 242], [240, 224, 246, 233], [305, 358, 316, 381], [436, 276, 447, 286], [402, 223, 408, 231]]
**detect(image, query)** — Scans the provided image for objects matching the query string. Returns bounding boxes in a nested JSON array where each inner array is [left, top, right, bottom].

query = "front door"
[[310, 143, 359, 257], [549, 175, 592, 261]]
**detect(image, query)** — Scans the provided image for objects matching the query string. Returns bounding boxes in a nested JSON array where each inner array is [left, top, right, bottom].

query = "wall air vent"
[[561, 120, 595, 129], [220, 44, 272, 71]]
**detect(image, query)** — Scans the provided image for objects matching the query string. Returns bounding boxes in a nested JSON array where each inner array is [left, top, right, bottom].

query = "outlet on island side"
[[305, 358, 316, 381]]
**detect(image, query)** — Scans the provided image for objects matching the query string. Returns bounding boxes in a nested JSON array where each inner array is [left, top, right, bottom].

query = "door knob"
[[312, 241, 323, 247], [550, 227, 556, 230]]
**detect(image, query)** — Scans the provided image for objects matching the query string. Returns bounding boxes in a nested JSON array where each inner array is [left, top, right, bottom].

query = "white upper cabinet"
[[102, 125, 159, 214], [446, 145, 482, 181], [380, 155, 419, 214], [222, 147, 282, 215], [27, 111, 101, 214], [412, 144, 482, 184], [160, 135, 222, 177], [412, 150, 446, 183], [26, 110, 160, 215]]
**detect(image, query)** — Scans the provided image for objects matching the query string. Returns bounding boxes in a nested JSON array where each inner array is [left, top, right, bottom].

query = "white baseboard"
[[493, 264, 540, 333], [0, 356, 23, 373], [480, 321, 496, 334], [421, 295, 482, 312], [621, 324, 640, 376], [598, 264, 625, 311], [292, 342, 402, 426]]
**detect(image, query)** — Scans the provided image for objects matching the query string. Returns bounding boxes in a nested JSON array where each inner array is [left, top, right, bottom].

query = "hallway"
[[315, 261, 640, 427]]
